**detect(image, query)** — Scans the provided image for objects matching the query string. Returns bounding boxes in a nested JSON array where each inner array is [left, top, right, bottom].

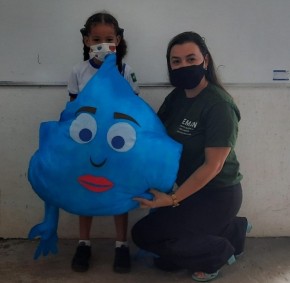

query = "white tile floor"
[[1, 237, 290, 283]]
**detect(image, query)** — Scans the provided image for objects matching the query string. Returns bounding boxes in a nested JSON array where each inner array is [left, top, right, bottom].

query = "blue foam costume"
[[28, 54, 182, 259]]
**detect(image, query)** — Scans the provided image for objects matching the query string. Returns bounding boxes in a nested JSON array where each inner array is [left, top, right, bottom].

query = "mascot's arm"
[[28, 203, 59, 259]]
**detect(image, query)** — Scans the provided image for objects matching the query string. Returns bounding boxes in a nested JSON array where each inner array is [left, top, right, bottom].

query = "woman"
[[131, 31, 250, 282]]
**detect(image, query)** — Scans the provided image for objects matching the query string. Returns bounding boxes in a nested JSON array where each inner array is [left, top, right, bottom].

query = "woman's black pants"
[[131, 183, 248, 273]]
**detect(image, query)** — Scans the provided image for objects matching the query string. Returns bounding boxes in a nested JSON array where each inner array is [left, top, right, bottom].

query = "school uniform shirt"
[[157, 83, 243, 188], [67, 58, 140, 98]]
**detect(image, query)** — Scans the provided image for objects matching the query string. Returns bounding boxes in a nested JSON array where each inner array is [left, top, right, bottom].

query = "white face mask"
[[89, 43, 116, 61]]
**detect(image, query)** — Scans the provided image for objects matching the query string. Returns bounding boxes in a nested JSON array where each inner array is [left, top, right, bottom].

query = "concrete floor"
[[1, 237, 290, 283]]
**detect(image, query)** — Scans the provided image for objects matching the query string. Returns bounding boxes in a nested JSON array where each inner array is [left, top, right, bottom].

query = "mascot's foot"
[[71, 242, 91, 272]]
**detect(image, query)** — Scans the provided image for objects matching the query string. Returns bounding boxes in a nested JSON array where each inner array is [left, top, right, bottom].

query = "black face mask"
[[169, 62, 206, 89]]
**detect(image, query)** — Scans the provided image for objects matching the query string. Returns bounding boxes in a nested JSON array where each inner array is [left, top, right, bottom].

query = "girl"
[[68, 11, 139, 273], [132, 31, 250, 282]]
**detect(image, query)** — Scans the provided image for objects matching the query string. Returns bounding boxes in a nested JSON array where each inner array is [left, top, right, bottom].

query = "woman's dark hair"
[[166, 31, 226, 91], [80, 11, 127, 73]]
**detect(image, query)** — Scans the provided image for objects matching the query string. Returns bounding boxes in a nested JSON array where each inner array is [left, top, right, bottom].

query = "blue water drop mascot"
[[28, 53, 182, 259]]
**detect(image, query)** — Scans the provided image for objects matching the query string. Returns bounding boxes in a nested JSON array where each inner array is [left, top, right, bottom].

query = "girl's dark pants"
[[131, 183, 248, 273]]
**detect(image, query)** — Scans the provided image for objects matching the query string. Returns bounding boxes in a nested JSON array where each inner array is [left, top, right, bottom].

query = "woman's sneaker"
[[71, 242, 91, 272], [113, 245, 131, 273], [235, 222, 252, 258], [192, 271, 219, 282]]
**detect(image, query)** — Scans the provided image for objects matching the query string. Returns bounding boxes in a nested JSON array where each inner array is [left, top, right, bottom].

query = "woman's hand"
[[134, 189, 173, 208]]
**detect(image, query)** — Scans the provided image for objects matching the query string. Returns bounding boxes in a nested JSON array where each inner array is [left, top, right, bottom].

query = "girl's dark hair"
[[80, 11, 127, 73], [166, 31, 226, 91]]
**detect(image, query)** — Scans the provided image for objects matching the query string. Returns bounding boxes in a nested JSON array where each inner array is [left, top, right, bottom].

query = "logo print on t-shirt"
[[176, 119, 198, 136]]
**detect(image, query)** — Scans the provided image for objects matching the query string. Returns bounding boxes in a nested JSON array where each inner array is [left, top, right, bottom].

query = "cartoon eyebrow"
[[114, 112, 140, 126], [75, 106, 97, 116]]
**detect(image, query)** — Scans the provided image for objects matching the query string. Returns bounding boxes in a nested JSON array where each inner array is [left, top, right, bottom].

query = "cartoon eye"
[[107, 122, 136, 152], [70, 113, 97, 144]]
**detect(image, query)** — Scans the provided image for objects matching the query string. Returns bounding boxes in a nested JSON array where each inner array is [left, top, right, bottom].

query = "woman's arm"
[[174, 146, 230, 199], [134, 147, 231, 208]]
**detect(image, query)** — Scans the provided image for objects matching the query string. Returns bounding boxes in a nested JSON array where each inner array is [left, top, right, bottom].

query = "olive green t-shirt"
[[158, 83, 242, 188]]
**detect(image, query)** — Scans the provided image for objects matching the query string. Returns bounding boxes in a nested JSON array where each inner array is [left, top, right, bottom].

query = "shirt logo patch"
[[131, 73, 137, 82], [176, 119, 198, 135]]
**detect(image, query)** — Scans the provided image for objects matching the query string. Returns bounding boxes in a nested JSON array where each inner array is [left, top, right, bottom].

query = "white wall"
[[0, 84, 290, 238], [1, 0, 290, 84]]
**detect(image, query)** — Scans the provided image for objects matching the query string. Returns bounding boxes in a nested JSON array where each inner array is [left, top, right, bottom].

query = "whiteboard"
[[1, 0, 290, 84]]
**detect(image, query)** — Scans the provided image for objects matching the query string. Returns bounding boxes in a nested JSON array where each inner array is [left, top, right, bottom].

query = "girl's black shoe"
[[113, 245, 131, 273], [71, 243, 91, 272]]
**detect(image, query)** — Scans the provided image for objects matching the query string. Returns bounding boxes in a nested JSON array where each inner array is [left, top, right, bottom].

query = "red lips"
[[78, 175, 114, 192]]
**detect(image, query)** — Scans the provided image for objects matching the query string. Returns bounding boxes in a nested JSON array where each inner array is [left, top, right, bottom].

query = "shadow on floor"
[[1, 238, 290, 283]]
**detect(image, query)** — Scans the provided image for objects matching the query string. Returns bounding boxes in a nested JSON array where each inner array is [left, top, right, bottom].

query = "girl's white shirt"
[[67, 59, 140, 96]]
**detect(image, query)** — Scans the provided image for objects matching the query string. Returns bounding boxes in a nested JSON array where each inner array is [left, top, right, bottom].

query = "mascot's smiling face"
[[70, 107, 139, 193], [28, 54, 182, 216]]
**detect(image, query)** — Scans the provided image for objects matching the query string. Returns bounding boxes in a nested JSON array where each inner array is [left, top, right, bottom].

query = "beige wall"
[[0, 84, 290, 238]]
